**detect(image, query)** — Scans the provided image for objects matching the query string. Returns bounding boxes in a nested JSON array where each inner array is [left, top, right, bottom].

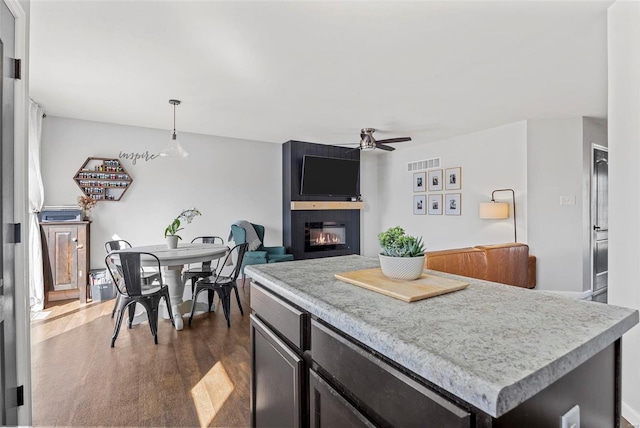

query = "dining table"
[[118, 242, 229, 330]]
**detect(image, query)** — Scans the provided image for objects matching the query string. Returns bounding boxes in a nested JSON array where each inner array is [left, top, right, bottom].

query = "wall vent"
[[407, 157, 440, 172]]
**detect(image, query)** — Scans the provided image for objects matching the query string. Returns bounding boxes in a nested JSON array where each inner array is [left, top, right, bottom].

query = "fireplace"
[[283, 140, 361, 260], [305, 222, 349, 252]]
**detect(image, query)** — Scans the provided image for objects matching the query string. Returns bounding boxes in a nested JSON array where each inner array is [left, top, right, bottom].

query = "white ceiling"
[[29, 1, 612, 147]]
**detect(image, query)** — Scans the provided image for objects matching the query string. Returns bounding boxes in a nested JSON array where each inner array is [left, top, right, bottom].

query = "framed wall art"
[[413, 172, 426, 192], [428, 194, 443, 215], [428, 169, 443, 191], [445, 193, 461, 216], [445, 167, 462, 190], [413, 195, 426, 215]]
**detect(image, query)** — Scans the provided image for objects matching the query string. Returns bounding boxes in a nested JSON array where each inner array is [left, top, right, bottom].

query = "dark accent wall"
[[282, 141, 361, 260]]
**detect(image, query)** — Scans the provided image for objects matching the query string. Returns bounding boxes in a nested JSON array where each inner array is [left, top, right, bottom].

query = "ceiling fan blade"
[[376, 144, 395, 152], [376, 137, 412, 144]]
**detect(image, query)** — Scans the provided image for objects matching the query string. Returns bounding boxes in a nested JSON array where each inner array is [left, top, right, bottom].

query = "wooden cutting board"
[[334, 268, 469, 302]]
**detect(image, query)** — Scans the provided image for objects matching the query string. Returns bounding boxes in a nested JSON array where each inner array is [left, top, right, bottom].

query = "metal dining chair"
[[105, 251, 174, 347], [105, 240, 160, 318], [182, 236, 225, 296], [188, 243, 248, 328]]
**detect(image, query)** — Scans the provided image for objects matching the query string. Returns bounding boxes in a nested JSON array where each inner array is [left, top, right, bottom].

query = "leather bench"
[[425, 243, 536, 288]]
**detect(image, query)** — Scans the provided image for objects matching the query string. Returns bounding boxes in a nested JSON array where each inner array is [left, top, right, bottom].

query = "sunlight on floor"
[[191, 361, 235, 427], [30, 311, 51, 321], [30, 300, 112, 344]]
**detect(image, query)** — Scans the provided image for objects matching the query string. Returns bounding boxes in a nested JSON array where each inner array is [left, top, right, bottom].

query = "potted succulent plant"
[[377, 226, 426, 280]]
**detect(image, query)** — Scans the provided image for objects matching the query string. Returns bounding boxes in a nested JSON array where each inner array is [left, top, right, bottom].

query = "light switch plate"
[[560, 195, 576, 205], [561, 404, 580, 428]]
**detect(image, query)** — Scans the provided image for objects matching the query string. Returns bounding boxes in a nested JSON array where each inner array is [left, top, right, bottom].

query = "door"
[[45, 225, 79, 291], [250, 314, 303, 428], [0, 0, 17, 424], [592, 146, 608, 301]]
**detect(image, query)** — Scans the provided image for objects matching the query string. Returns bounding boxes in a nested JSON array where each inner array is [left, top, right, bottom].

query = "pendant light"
[[159, 99, 189, 158]]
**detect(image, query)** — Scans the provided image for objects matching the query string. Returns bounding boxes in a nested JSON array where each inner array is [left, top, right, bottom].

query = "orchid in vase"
[[164, 208, 201, 248]]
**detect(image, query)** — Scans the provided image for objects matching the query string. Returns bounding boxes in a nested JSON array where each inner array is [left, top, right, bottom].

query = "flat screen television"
[[300, 155, 360, 197]]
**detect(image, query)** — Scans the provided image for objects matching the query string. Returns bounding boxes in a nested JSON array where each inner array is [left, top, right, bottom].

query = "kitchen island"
[[246, 255, 638, 427]]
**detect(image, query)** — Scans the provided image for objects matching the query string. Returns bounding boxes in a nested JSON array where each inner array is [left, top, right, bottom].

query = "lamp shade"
[[479, 202, 509, 219], [159, 132, 189, 158]]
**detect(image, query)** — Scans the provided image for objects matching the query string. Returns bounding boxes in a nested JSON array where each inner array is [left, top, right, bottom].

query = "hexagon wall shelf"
[[74, 157, 133, 201]]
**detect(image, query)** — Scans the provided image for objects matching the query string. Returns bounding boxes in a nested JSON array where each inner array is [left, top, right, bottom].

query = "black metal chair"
[[182, 236, 225, 298], [105, 240, 160, 318], [188, 243, 248, 328], [105, 251, 174, 347]]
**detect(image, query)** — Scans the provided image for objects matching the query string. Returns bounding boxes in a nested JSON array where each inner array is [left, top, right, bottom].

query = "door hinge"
[[11, 58, 21, 80], [17, 385, 24, 406], [12, 223, 21, 243]]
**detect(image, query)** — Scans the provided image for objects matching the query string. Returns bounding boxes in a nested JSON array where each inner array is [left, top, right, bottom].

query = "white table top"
[[118, 243, 229, 266]]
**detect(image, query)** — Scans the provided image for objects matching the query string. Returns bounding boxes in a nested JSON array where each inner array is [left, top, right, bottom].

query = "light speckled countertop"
[[246, 255, 638, 418]]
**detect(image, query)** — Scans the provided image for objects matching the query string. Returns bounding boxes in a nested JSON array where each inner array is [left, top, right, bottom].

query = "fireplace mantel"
[[290, 201, 365, 211]]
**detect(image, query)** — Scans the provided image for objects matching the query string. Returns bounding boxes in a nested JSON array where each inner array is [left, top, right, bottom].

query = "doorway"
[[592, 146, 608, 303]]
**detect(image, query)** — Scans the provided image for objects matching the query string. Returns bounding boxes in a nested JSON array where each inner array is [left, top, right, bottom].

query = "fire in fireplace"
[[305, 222, 348, 252]]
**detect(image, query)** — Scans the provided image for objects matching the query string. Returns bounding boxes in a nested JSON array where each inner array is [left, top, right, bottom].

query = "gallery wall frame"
[[413, 195, 426, 215], [445, 167, 462, 190], [413, 172, 426, 192], [445, 193, 462, 216], [428, 194, 443, 215], [428, 169, 443, 191]]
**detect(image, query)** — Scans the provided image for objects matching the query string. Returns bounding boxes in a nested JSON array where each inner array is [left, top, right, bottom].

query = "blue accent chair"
[[230, 223, 294, 286]]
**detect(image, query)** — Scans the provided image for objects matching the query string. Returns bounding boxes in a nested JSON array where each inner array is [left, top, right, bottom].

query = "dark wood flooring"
[[31, 283, 251, 427]]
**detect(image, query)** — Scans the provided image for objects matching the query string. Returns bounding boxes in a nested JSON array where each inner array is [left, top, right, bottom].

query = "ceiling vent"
[[407, 157, 440, 172]]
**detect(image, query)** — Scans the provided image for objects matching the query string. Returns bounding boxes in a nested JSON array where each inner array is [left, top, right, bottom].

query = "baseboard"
[[623, 401, 640, 427], [537, 289, 593, 300]]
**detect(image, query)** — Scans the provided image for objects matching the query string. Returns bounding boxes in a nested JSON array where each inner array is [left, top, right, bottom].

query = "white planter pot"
[[166, 235, 179, 249], [379, 254, 426, 280]]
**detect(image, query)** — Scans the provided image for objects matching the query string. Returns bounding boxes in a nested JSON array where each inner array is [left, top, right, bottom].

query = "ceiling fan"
[[344, 128, 412, 152]]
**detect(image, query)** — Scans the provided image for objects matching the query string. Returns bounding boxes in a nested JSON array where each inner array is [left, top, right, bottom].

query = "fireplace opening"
[[305, 222, 348, 252]]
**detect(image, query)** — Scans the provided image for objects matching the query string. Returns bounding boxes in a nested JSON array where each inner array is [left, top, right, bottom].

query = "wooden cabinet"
[[73, 157, 133, 201], [250, 279, 619, 427], [308, 369, 376, 428], [40, 221, 90, 305], [250, 314, 304, 428], [310, 319, 471, 427], [250, 284, 307, 427], [250, 281, 468, 428]]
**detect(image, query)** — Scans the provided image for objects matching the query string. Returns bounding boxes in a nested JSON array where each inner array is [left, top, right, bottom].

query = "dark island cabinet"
[[250, 280, 620, 428], [250, 314, 304, 428], [250, 282, 470, 428]]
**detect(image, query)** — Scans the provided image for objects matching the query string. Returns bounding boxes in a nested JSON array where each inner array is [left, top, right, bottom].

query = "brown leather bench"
[[425, 243, 536, 288]]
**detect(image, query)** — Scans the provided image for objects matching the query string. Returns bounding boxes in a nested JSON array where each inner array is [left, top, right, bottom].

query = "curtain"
[[28, 100, 45, 311]]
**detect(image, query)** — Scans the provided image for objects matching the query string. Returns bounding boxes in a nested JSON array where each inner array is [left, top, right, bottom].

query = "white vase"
[[379, 254, 426, 280], [166, 235, 179, 249]]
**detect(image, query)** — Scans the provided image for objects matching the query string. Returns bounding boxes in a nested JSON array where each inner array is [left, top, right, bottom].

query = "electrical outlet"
[[560, 195, 576, 205], [561, 404, 580, 428]]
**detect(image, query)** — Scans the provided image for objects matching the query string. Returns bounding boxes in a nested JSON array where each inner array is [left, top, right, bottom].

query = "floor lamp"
[[479, 188, 517, 242]]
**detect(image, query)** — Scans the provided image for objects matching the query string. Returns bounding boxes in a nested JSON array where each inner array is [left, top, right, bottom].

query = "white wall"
[[527, 118, 587, 293], [364, 122, 527, 257], [359, 154, 380, 257], [41, 117, 283, 269], [608, 1, 640, 424]]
